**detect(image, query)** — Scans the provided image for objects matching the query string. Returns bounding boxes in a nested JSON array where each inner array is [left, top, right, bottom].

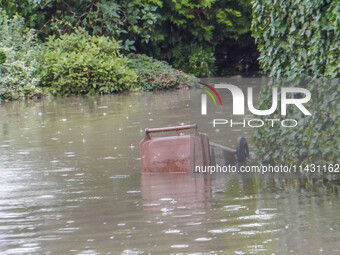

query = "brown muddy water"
[[0, 78, 339, 254]]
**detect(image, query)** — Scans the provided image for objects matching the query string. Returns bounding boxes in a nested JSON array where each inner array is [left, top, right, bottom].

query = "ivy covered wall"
[[251, 0, 339, 165]]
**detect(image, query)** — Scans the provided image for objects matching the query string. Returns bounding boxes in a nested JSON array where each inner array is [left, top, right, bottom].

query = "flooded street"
[[0, 79, 340, 254]]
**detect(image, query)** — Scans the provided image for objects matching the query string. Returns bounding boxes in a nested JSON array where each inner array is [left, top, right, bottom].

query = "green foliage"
[[188, 46, 216, 77], [0, 9, 42, 99], [0, 0, 161, 51], [252, 0, 339, 78], [171, 44, 216, 77], [252, 79, 339, 165], [0, 0, 49, 31], [0, 50, 5, 64], [251, 0, 340, 166], [39, 28, 137, 96], [47, 0, 161, 51], [0, 9, 197, 99], [144, 0, 254, 76], [39, 29, 193, 96], [127, 53, 197, 91], [0, 0, 256, 76]]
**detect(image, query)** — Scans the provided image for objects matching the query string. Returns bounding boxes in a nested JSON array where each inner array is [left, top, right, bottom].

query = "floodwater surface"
[[0, 78, 339, 254]]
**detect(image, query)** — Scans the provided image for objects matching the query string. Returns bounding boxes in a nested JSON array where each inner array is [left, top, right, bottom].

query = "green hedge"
[[253, 79, 339, 165], [127, 53, 197, 91], [252, 0, 339, 78], [0, 0, 256, 77], [38, 30, 196, 96], [0, 10, 197, 99], [251, 0, 340, 165], [0, 10, 42, 99], [39, 28, 138, 96]]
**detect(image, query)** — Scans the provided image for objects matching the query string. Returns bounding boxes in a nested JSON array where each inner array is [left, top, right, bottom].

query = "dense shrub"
[[39, 29, 137, 95], [0, 10, 42, 99], [39, 29, 195, 95], [146, 0, 255, 76], [0, 0, 257, 76], [0, 9, 200, 99], [127, 53, 198, 91], [251, 0, 340, 165], [171, 45, 216, 77]]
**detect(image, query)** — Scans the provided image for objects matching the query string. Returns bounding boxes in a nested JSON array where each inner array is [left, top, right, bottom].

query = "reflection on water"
[[0, 87, 339, 254]]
